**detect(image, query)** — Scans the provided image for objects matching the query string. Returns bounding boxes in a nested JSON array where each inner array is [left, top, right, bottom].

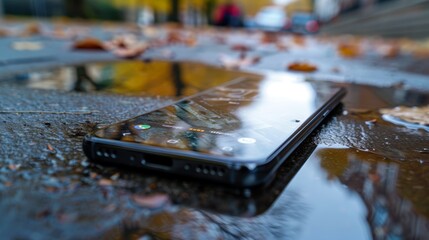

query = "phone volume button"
[[323, 109, 330, 117]]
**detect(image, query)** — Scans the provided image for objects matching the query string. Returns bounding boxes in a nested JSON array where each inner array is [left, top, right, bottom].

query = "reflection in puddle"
[[0, 60, 257, 97], [316, 146, 429, 240]]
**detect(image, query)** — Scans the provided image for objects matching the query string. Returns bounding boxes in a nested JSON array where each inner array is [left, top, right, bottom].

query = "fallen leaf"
[[72, 37, 106, 50], [12, 41, 43, 51], [184, 35, 198, 47], [231, 44, 251, 52], [292, 35, 306, 46], [287, 62, 318, 72], [338, 43, 361, 58], [219, 53, 260, 69], [104, 34, 139, 50], [105, 34, 148, 58], [113, 45, 147, 59], [47, 144, 54, 151], [276, 42, 288, 51], [380, 105, 429, 126], [132, 193, 170, 209], [261, 32, 279, 44], [166, 31, 182, 44], [380, 44, 400, 59], [0, 28, 10, 37], [50, 26, 78, 40], [411, 49, 429, 59], [21, 23, 42, 37]]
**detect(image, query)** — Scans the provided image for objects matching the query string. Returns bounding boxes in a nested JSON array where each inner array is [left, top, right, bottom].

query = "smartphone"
[[83, 74, 346, 187]]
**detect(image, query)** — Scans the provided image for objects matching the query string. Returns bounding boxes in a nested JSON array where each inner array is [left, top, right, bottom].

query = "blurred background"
[[0, 0, 428, 38]]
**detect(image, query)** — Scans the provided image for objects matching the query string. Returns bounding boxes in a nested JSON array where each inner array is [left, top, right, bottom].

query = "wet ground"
[[0, 22, 429, 239]]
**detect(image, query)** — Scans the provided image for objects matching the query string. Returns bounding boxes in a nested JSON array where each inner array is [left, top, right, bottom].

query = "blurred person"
[[214, 0, 244, 27]]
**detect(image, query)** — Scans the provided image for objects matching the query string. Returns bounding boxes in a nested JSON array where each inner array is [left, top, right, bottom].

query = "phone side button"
[[322, 109, 330, 117]]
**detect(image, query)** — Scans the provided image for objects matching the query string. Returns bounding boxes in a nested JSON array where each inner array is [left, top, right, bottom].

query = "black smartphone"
[[83, 74, 346, 187]]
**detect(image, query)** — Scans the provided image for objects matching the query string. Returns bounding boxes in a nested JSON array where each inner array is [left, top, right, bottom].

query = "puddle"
[[0, 60, 257, 97]]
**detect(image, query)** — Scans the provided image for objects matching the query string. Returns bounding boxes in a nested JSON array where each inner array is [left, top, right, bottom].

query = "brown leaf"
[[292, 35, 306, 46], [105, 34, 148, 58], [113, 45, 147, 59], [261, 32, 279, 44], [276, 42, 288, 51], [0, 28, 10, 37], [337, 43, 361, 58], [132, 193, 170, 209], [72, 37, 106, 50], [166, 31, 183, 44], [219, 54, 260, 69], [287, 62, 318, 72], [231, 44, 251, 52], [47, 143, 54, 151], [21, 23, 42, 37]]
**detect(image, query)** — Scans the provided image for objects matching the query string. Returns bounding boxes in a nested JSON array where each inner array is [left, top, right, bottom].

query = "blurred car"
[[291, 13, 320, 34], [253, 6, 291, 31]]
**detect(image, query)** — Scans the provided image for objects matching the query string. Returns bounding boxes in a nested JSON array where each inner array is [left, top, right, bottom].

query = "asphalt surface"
[[0, 21, 428, 240]]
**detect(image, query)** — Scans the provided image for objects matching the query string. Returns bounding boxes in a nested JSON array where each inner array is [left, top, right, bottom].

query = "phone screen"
[[94, 76, 339, 162]]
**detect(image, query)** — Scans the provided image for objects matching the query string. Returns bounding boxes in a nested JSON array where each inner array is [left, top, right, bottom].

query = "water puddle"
[[0, 60, 257, 97]]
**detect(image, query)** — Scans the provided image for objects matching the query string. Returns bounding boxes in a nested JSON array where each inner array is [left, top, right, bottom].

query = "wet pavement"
[[0, 22, 429, 239]]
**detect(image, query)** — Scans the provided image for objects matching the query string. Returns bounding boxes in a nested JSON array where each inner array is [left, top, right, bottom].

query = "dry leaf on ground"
[[0, 28, 10, 37], [375, 44, 400, 59], [105, 34, 148, 58], [231, 44, 252, 52], [72, 37, 106, 50], [21, 23, 42, 37], [337, 43, 361, 58], [219, 53, 260, 69], [287, 62, 318, 72], [261, 32, 279, 44], [165, 31, 197, 46], [12, 41, 43, 51], [292, 35, 306, 46], [380, 105, 429, 126]]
